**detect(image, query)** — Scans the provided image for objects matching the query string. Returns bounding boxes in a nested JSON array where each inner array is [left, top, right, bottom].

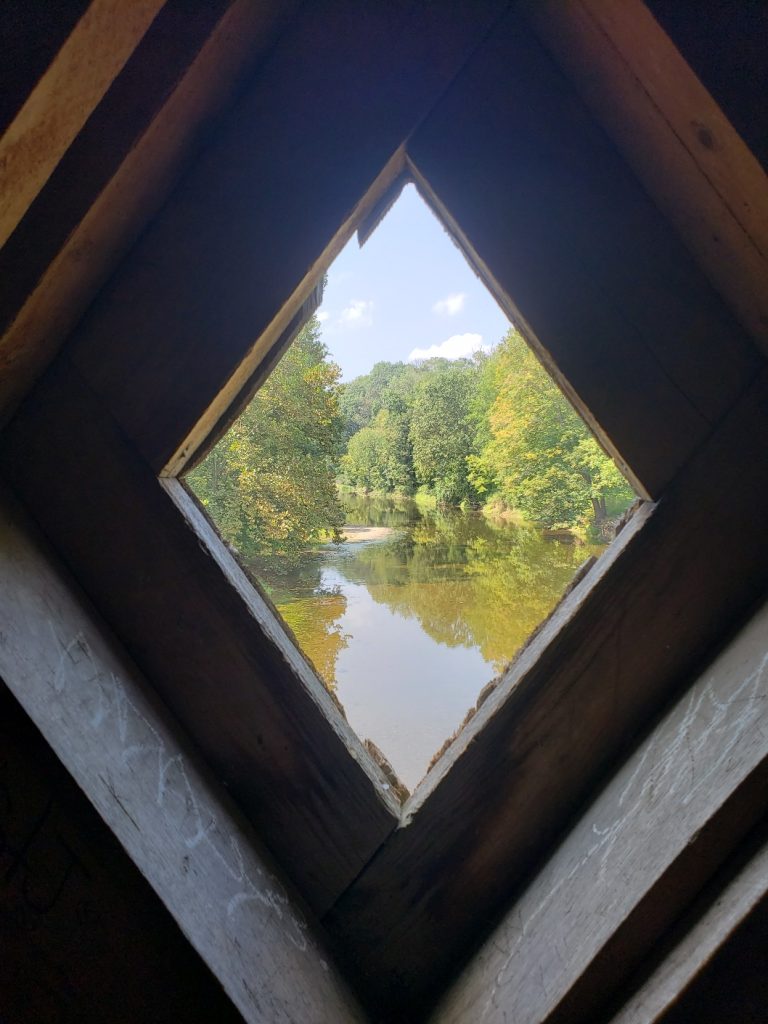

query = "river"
[[251, 493, 604, 792]]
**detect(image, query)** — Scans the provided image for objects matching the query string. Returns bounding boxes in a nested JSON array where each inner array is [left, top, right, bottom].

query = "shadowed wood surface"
[[407, 8, 760, 498], [0, 485, 367, 1024], [0, 0, 300, 428], [322, 369, 768, 1018], [521, 0, 768, 354], [66, 0, 511, 474], [0, 0, 164, 249], [0, 358, 399, 917], [0, 680, 244, 1023], [608, 825, 768, 1024], [429, 596, 768, 1024]]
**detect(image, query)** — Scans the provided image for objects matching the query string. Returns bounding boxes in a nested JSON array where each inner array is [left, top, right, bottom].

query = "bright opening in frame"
[[186, 183, 637, 793]]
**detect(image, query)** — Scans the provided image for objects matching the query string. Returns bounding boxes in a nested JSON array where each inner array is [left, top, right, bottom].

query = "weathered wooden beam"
[[429, 597, 768, 1024], [0, 357, 400, 916], [322, 368, 768, 1017], [65, 0, 512, 475], [0, 485, 367, 1024], [520, 0, 768, 356], [0, 680, 244, 1023], [0, 0, 165, 249], [608, 827, 768, 1024], [406, 8, 761, 498], [0, 0, 301, 427]]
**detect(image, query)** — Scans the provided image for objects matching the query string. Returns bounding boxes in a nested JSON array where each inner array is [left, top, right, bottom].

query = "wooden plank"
[[0, 485, 367, 1024], [0, 357, 400, 916], [609, 829, 768, 1024], [0, 681, 244, 1023], [322, 368, 768, 1016], [0, 0, 165, 249], [66, 0, 512, 475], [429, 597, 768, 1024], [406, 8, 761, 498], [520, 0, 768, 354], [0, 0, 301, 427]]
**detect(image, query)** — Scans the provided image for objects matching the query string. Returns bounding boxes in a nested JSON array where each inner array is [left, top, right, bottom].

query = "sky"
[[316, 183, 511, 381]]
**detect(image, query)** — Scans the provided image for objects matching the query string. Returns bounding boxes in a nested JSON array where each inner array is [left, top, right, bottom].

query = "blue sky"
[[316, 183, 510, 381]]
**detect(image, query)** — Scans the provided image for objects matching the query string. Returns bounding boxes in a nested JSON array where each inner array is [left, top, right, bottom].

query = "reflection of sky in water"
[[261, 495, 603, 794], [320, 567, 490, 790]]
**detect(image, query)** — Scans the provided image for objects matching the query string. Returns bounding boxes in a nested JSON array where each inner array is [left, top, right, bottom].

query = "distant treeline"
[[339, 328, 633, 530], [188, 318, 634, 561]]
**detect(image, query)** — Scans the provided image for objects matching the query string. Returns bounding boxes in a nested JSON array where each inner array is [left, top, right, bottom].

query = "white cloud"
[[432, 292, 466, 316], [408, 333, 488, 362], [339, 299, 374, 329], [316, 310, 330, 323]]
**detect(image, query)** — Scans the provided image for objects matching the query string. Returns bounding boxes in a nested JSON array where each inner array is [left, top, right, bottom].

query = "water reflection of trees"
[[342, 507, 598, 671], [251, 496, 602, 691]]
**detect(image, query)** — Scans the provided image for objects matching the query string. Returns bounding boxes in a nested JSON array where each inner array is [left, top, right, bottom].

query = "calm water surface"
[[252, 494, 603, 791]]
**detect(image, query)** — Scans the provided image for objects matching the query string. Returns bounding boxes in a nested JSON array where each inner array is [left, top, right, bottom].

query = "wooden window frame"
[[2, 1, 768, 1015]]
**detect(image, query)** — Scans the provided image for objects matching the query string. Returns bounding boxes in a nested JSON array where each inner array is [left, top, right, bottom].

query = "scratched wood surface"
[[67, 0, 510, 475], [0, 357, 400, 916], [322, 369, 768, 1018], [430, 596, 768, 1024], [0, 680, 244, 1023], [608, 826, 768, 1024], [406, 8, 760, 498], [0, 485, 367, 1024], [0, 0, 300, 427]]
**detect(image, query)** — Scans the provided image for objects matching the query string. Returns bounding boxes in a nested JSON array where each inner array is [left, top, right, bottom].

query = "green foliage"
[[474, 329, 634, 529], [187, 316, 345, 562]]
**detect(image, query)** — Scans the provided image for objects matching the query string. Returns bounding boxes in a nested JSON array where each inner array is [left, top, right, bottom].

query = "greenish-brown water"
[[251, 493, 603, 790]]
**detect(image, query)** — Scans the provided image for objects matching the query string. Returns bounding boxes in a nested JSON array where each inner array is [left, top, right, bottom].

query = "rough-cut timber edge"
[[0, 0, 302, 427], [429, 596, 768, 1024], [65, 0, 512, 476], [520, 0, 768, 356], [607, 822, 768, 1024], [0, 485, 367, 1024], [405, 8, 760, 500], [0, 357, 401, 916], [321, 368, 768, 1018], [0, 0, 164, 250], [0, 680, 246, 1023]]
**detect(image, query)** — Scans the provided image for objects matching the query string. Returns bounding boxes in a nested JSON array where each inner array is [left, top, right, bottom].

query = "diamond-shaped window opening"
[[184, 180, 638, 797]]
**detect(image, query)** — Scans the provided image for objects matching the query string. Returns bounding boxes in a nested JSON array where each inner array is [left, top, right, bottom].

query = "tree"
[[472, 329, 633, 529], [188, 316, 345, 561], [409, 361, 480, 505]]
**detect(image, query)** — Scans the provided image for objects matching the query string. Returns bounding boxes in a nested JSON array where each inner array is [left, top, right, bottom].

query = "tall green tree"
[[469, 329, 633, 528], [188, 316, 345, 561]]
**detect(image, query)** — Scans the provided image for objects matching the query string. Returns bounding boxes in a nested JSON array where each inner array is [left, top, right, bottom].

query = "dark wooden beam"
[[0, 357, 401, 916], [429, 597, 768, 1024], [0, 0, 165, 249], [0, 485, 367, 1023], [520, 0, 768, 357], [0, 680, 244, 1023], [0, 0, 301, 426], [65, 0, 512, 475], [406, 8, 761, 498], [322, 368, 768, 1017]]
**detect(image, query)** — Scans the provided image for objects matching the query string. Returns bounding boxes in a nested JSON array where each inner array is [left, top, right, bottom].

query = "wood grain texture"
[[323, 369, 768, 1017], [406, 8, 761, 498], [0, 485, 367, 1024], [521, 0, 768, 354], [0, 681, 244, 1023], [430, 597, 768, 1024], [0, 0, 165, 249], [0, 358, 399, 916], [608, 828, 768, 1024], [66, 0, 511, 474], [0, 0, 301, 428]]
